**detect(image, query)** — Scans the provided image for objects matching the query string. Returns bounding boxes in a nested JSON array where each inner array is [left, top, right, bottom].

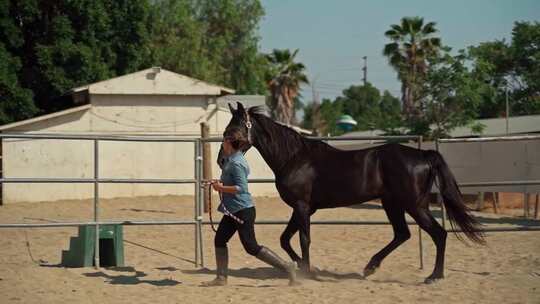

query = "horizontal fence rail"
[[0, 220, 198, 228], [0, 178, 197, 184], [0, 133, 199, 142], [438, 135, 540, 143], [201, 135, 421, 143], [459, 181, 540, 187]]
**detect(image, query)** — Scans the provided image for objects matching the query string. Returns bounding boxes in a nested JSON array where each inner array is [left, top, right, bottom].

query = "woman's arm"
[[212, 181, 239, 194]]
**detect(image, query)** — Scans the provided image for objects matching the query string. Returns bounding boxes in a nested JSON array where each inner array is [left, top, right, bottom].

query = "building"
[[0, 67, 278, 203]]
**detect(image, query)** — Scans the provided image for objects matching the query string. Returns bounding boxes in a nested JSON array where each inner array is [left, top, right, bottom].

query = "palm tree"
[[265, 49, 309, 125], [383, 17, 441, 118]]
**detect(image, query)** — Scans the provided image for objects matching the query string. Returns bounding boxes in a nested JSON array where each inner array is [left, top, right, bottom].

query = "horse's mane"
[[248, 106, 335, 157]]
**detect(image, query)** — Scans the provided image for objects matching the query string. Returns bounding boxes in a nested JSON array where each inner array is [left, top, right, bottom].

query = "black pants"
[[214, 207, 262, 256]]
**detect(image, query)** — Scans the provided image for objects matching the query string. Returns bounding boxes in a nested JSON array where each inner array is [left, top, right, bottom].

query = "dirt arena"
[[0, 195, 539, 304]]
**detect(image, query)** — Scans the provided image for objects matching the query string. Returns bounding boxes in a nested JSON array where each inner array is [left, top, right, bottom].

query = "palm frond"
[[422, 21, 438, 35], [410, 16, 424, 33], [384, 29, 400, 39], [383, 42, 400, 56], [391, 24, 405, 34]]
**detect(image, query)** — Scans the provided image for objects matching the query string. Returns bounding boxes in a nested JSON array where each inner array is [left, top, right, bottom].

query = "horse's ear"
[[228, 103, 235, 114], [236, 102, 246, 115]]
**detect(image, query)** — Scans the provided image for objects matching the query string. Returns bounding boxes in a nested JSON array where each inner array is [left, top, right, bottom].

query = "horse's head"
[[217, 102, 254, 168]]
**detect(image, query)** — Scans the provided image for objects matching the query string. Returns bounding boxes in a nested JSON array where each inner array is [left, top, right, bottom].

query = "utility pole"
[[505, 86, 509, 135], [362, 56, 367, 86], [310, 77, 322, 136]]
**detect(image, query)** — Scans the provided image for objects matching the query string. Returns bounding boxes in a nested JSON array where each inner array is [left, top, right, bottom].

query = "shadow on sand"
[[183, 266, 367, 284], [123, 239, 196, 265], [83, 266, 181, 286], [183, 266, 285, 280], [348, 202, 540, 228]]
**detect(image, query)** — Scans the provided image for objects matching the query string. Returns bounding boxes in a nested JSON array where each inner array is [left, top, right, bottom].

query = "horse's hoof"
[[298, 264, 318, 273], [288, 280, 302, 287], [424, 275, 444, 284], [297, 266, 319, 280], [309, 265, 321, 273], [363, 266, 378, 278]]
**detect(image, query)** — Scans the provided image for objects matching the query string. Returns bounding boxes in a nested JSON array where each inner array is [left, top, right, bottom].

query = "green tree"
[[507, 21, 540, 114], [0, 43, 37, 124], [377, 91, 403, 134], [335, 83, 381, 130], [420, 48, 487, 138], [468, 21, 540, 117], [301, 101, 315, 130], [265, 49, 309, 124], [302, 84, 402, 136], [195, 0, 266, 94], [149, 0, 208, 79], [467, 41, 509, 118], [383, 16, 442, 118], [149, 0, 266, 95], [302, 98, 338, 135], [0, 0, 152, 116], [0, 0, 271, 125], [318, 98, 344, 135]]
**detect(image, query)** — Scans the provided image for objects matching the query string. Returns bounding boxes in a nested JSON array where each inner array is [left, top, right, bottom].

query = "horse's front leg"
[[280, 211, 301, 263]]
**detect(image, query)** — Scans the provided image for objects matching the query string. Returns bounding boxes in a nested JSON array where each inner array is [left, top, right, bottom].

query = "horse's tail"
[[425, 150, 485, 245]]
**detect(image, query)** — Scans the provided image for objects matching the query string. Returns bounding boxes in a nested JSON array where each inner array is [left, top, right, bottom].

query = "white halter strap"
[[245, 112, 253, 144]]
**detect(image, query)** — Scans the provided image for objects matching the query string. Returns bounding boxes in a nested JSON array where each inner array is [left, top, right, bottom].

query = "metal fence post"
[[194, 140, 201, 267], [197, 139, 205, 267], [417, 136, 424, 270], [94, 139, 100, 268]]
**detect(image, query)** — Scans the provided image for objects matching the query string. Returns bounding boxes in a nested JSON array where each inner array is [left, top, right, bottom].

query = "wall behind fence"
[[331, 139, 540, 194], [439, 140, 540, 193], [3, 139, 278, 203]]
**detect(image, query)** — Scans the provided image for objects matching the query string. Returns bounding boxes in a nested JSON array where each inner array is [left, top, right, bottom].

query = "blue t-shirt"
[[219, 151, 253, 214]]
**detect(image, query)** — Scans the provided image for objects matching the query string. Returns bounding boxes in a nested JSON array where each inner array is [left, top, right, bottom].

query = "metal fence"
[[0, 133, 203, 267], [0, 134, 424, 268], [1, 133, 539, 270]]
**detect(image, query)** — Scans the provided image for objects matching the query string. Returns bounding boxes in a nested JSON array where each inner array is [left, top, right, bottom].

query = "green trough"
[[61, 224, 124, 267]]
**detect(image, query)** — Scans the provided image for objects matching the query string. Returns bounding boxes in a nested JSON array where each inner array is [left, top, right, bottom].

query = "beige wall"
[[438, 140, 540, 193], [2, 95, 277, 203]]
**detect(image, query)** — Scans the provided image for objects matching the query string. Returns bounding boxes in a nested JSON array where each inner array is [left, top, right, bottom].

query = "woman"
[[202, 128, 298, 286]]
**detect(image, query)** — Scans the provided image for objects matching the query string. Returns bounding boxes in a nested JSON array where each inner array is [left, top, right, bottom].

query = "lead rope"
[[206, 184, 218, 233], [205, 183, 245, 234]]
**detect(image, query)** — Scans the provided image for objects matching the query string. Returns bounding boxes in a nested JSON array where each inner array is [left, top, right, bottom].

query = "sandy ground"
[[0, 195, 539, 304]]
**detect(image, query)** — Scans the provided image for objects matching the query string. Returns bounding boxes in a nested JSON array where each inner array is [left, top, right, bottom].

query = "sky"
[[259, 0, 540, 102]]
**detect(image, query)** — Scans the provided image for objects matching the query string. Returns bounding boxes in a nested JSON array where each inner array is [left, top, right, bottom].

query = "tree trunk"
[[274, 86, 290, 124], [402, 83, 415, 117]]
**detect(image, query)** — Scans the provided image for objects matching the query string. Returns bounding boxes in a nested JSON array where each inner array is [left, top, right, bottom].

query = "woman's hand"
[[211, 180, 239, 194], [211, 180, 224, 192]]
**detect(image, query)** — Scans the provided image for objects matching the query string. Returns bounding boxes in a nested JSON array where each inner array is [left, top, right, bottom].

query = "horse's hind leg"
[[295, 201, 313, 274], [280, 211, 301, 263], [364, 197, 411, 277], [408, 208, 447, 284]]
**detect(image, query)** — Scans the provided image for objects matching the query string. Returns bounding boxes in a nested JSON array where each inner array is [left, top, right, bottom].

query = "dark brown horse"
[[218, 102, 484, 283]]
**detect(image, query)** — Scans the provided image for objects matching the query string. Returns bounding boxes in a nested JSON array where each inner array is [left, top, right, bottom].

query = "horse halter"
[[245, 112, 253, 145]]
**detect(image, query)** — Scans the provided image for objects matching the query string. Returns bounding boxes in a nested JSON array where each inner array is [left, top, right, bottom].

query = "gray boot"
[[256, 246, 299, 286], [202, 247, 228, 286]]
